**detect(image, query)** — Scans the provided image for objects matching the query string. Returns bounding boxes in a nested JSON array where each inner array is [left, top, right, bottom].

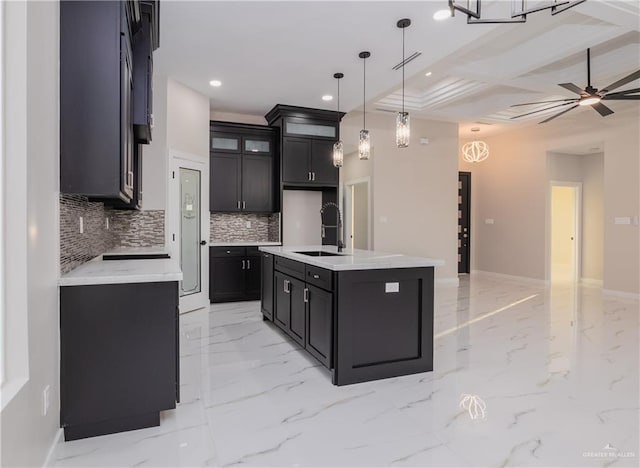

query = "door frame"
[[547, 180, 582, 283], [342, 177, 372, 250], [458, 171, 471, 274], [168, 149, 210, 314]]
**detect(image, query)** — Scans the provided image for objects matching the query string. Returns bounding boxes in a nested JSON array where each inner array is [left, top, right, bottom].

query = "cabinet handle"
[[264, 254, 270, 258], [242, 260, 246, 270], [128, 171, 134, 188], [308, 172, 312, 181], [226, 250, 231, 254], [237, 201, 241, 209], [242, 201, 246, 210], [284, 279, 290, 293], [303, 288, 309, 303], [247, 259, 251, 270], [313, 274, 320, 279], [312, 172, 316, 181]]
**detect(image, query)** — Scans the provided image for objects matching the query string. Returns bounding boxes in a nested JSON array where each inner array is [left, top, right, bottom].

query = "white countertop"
[[259, 245, 444, 271], [60, 255, 183, 286], [209, 241, 282, 247], [103, 245, 171, 255]]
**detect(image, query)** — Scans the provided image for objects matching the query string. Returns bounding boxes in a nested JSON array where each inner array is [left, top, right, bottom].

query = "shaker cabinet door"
[[242, 155, 274, 212], [282, 137, 311, 184], [310, 139, 338, 186], [210, 154, 241, 212]]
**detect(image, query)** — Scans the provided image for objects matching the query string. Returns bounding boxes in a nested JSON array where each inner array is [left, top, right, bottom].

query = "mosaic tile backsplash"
[[60, 194, 165, 274], [210, 212, 280, 243]]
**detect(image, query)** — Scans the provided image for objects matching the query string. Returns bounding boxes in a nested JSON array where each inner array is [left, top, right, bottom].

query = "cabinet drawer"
[[246, 246, 261, 256], [274, 256, 305, 281], [210, 246, 246, 257], [305, 265, 333, 291]]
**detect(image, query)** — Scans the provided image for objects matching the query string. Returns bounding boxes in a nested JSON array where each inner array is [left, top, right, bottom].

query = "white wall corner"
[[42, 429, 63, 467]]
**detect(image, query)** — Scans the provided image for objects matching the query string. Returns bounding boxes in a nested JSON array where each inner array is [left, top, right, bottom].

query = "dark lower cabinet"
[[261, 253, 274, 320], [210, 247, 263, 303], [271, 263, 333, 365], [60, 281, 179, 441]]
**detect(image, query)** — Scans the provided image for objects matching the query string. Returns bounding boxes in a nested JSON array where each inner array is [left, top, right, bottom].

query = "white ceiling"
[[156, 1, 640, 136]]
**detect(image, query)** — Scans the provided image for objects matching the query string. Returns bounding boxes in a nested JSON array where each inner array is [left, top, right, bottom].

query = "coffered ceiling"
[[156, 1, 640, 137]]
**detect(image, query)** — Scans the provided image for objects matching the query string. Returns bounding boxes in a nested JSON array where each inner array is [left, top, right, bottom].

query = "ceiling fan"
[[511, 48, 640, 124]]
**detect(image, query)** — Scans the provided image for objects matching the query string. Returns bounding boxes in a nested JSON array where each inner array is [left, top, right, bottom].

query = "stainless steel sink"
[[294, 251, 346, 257]]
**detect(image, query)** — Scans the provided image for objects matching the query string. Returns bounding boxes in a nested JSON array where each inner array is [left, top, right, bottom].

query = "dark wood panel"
[[60, 281, 178, 439], [282, 137, 311, 184], [274, 271, 291, 330], [245, 255, 261, 299], [242, 155, 273, 212], [210, 256, 245, 302], [306, 285, 332, 368], [310, 139, 338, 186], [261, 253, 274, 320], [210, 246, 246, 257], [132, 3, 154, 143], [210, 154, 241, 212], [274, 256, 305, 281], [305, 264, 333, 292], [289, 278, 306, 346]]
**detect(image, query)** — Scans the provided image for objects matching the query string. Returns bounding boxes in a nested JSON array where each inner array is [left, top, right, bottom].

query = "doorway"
[[458, 172, 471, 274], [343, 178, 371, 250], [168, 151, 210, 313], [549, 182, 582, 283]]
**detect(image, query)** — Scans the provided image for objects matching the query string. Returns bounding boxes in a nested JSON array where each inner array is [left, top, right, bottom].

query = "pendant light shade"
[[332, 73, 344, 168], [396, 19, 411, 148], [358, 51, 371, 160], [461, 128, 489, 163]]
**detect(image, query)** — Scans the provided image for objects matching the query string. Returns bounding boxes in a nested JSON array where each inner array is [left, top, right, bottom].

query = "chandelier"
[[461, 128, 489, 163], [448, 0, 586, 24]]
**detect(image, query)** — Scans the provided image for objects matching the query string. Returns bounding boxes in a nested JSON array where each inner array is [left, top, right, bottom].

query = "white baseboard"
[[471, 270, 549, 286], [602, 289, 640, 300], [580, 277, 603, 287], [436, 277, 459, 287], [43, 428, 63, 467]]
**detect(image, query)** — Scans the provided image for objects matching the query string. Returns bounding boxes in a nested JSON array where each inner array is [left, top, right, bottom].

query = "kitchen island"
[[259, 245, 443, 385]]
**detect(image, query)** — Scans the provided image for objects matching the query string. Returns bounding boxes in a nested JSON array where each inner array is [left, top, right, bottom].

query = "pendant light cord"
[[337, 77, 340, 113], [402, 26, 405, 114], [363, 56, 366, 129]]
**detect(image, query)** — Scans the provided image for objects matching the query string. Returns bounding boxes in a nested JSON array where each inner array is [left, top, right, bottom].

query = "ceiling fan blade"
[[558, 83, 585, 95], [511, 98, 578, 107], [511, 101, 577, 120], [603, 95, 640, 100], [538, 105, 579, 124], [591, 102, 614, 117], [602, 69, 640, 93], [603, 87, 640, 98]]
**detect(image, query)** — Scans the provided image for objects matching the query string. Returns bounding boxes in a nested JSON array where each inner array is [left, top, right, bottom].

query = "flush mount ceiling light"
[[433, 9, 452, 20], [322, 95, 333, 101], [462, 128, 489, 163], [425, 71, 433, 77], [209, 80, 222, 87], [358, 51, 371, 160], [448, 0, 586, 24], [396, 18, 411, 149], [332, 73, 344, 168]]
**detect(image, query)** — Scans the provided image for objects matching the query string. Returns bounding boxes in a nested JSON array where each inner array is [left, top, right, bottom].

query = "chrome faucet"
[[320, 202, 344, 252]]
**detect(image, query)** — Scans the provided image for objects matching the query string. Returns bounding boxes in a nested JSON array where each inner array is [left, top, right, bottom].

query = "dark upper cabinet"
[[209, 122, 277, 213], [265, 105, 344, 188], [108, 143, 143, 210], [132, 2, 156, 143], [60, 1, 159, 205]]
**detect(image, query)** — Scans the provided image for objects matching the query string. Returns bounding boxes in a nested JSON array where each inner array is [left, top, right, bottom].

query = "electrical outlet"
[[79, 216, 84, 234], [42, 385, 51, 416], [246, 221, 251, 229]]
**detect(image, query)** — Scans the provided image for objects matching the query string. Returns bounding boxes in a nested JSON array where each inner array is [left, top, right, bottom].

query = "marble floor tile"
[[53, 276, 639, 467]]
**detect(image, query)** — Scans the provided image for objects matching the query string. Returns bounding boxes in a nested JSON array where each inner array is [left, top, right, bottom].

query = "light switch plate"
[[246, 221, 251, 229], [485, 218, 495, 225], [615, 217, 631, 225], [385, 282, 400, 293]]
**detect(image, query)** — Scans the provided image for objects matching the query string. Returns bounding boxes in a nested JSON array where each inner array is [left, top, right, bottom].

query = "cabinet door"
[[289, 277, 306, 346], [121, 35, 135, 201], [274, 272, 291, 330], [261, 253, 274, 320], [242, 155, 273, 212], [282, 137, 311, 184], [245, 256, 261, 300], [210, 256, 245, 302], [310, 139, 338, 186], [306, 285, 333, 368], [210, 154, 241, 212]]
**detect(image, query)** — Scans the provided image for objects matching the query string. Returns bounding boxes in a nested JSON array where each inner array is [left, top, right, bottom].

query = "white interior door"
[[550, 182, 581, 283], [169, 152, 209, 313]]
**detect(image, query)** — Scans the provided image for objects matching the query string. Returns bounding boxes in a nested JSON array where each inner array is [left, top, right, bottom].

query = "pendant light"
[[358, 51, 371, 160], [332, 73, 344, 168], [461, 128, 489, 163], [396, 18, 411, 148]]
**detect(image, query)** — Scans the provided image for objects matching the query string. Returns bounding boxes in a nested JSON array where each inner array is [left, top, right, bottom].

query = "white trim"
[[0, 377, 27, 412], [580, 277, 603, 287], [547, 181, 582, 284], [472, 270, 549, 286], [42, 428, 63, 467], [436, 277, 460, 287], [602, 289, 640, 301]]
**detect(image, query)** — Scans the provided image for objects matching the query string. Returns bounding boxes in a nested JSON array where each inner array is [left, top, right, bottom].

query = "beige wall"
[[353, 183, 369, 250], [341, 112, 459, 282], [2, 1, 61, 465], [581, 154, 604, 281], [210, 110, 266, 125], [460, 116, 638, 294], [167, 79, 210, 158], [282, 190, 322, 246]]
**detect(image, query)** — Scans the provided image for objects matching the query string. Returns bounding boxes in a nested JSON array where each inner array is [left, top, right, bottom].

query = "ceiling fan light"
[[579, 95, 601, 106]]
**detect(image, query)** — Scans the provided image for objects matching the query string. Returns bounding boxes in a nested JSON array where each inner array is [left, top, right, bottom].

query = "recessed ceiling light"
[[209, 80, 222, 87], [433, 9, 452, 21], [322, 95, 333, 101], [425, 71, 433, 77]]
